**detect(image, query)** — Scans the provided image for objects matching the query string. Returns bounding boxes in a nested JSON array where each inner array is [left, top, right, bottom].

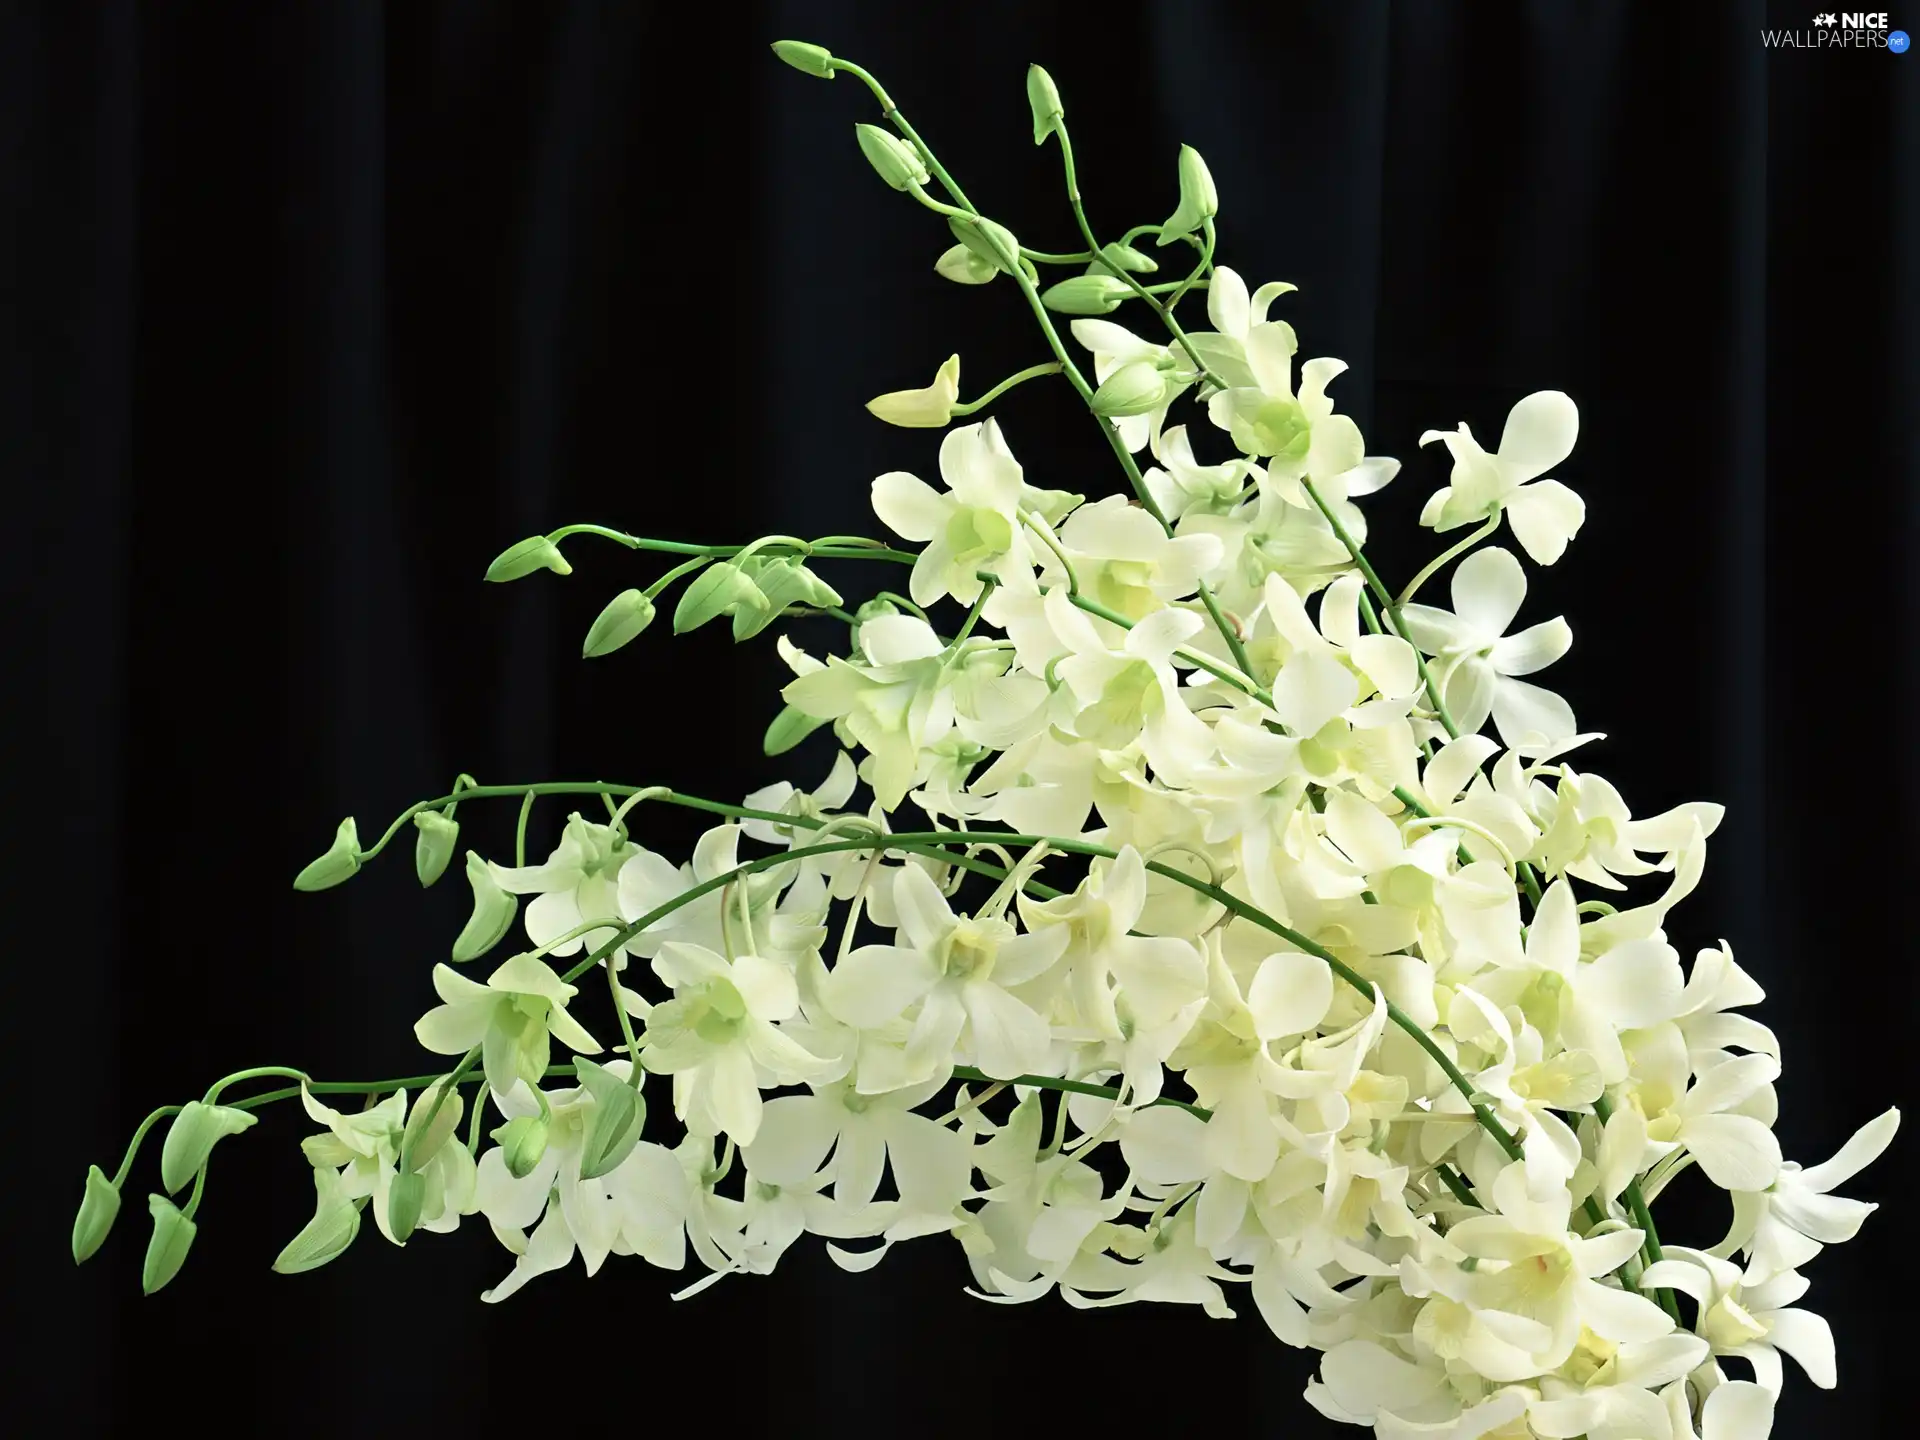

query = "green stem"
[[1397, 511, 1502, 608], [1054, 120, 1220, 389], [203, 1066, 310, 1104], [950, 362, 1063, 417], [515, 790, 536, 867], [542, 526, 916, 566], [1594, 1091, 1682, 1321], [1018, 247, 1093, 265], [110, 1105, 181, 1188], [643, 556, 709, 600]]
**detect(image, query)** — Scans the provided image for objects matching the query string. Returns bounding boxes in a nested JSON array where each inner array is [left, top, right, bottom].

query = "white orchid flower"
[[1420, 390, 1586, 565], [1400, 546, 1578, 747], [414, 953, 603, 1097], [639, 941, 832, 1144], [869, 418, 1042, 606]]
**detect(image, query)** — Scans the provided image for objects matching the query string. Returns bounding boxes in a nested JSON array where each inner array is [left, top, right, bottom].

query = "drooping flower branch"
[[72, 39, 1896, 1440]]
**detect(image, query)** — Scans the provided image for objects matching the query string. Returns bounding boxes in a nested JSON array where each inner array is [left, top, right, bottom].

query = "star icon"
[[1813, 11, 1836, 23]]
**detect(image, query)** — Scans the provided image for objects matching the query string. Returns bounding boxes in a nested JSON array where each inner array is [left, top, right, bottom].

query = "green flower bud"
[[948, 214, 1021, 277], [853, 596, 901, 625], [484, 534, 571, 583], [854, 123, 928, 192], [582, 588, 656, 658], [764, 702, 829, 757], [1026, 64, 1063, 145], [1157, 144, 1218, 245], [1092, 242, 1158, 276], [72, 1165, 121, 1265], [934, 243, 998, 286], [673, 561, 767, 635], [160, 1101, 258, 1194], [142, 1194, 197, 1295], [272, 1169, 361, 1275], [413, 810, 459, 888], [1041, 273, 1133, 316], [386, 1169, 426, 1244], [770, 39, 834, 78], [293, 817, 361, 892], [452, 851, 518, 963], [736, 557, 841, 639], [574, 1058, 646, 1181], [1090, 360, 1167, 418], [493, 1115, 549, 1179], [401, 1086, 464, 1173]]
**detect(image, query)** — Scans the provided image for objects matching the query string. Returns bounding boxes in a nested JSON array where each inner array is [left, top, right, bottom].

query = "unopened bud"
[[142, 1194, 197, 1295], [583, 588, 656, 658], [935, 243, 998, 286], [401, 1086, 465, 1173], [1090, 360, 1166, 418], [272, 1169, 361, 1274], [1026, 64, 1063, 145], [948, 214, 1021, 276], [770, 40, 834, 78], [413, 809, 459, 887], [673, 561, 767, 636], [764, 702, 829, 757], [484, 534, 571, 583], [1157, 144, 1218, 245], [72, 1165, 121, 1264], [160, 1101, 258, 1194], [1092, 242, 1158, 276], [452, 851, 518, 963], [1041, 273, 1133, 316], [574, 1058, 646, 1180], [854, 123, 929, 191], [293, 817, 361, 892], [493, 1115, 549, 1179], [386, 1169, 426, 1244]]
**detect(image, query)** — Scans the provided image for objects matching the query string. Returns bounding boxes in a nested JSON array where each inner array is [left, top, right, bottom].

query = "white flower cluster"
[[78, 43, 1895, 1440]]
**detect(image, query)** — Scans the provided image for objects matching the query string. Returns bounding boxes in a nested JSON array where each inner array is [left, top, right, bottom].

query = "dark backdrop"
[[6, 1, 1914, 1434]]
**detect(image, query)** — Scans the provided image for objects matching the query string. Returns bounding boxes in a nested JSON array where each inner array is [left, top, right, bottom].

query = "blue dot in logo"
[[1892, 28, 1911, 52]]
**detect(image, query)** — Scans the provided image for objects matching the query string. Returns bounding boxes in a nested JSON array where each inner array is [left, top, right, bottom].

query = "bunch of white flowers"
[[73, 40, 1895, 1440]]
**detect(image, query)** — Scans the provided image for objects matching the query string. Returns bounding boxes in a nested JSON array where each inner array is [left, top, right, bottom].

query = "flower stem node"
[[451, 851, 519, 963], [142, 1195, 196, 1296], [1157, 144, 1218, 245], [1042, 273, 1134, 316], [386, 1169, 426, 1245], [573, 1058, 647, 1180], [413, 810, 460, 888], [854, 123, 929, 191], [484, 535, 571, 583], [1091, 360, 1167, 418], [492, 1115, 549, 1180], [582, 588, 656, 658], [71, 1165, 121, 1265], [935, 243, 999, 285], [1026, 64, 1063, 145], [947, 215, 1022, 277], [159, 1102, 258, 1194], [293, 817, 361, 892], [770, 40, 834, 78]]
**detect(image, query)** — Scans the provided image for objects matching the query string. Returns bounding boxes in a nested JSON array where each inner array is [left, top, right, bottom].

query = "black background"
[[6, 1, 1914, 1434]]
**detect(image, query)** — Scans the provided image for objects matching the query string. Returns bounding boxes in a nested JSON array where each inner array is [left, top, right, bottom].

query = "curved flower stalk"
[[72, 40, 1897, 1440]]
